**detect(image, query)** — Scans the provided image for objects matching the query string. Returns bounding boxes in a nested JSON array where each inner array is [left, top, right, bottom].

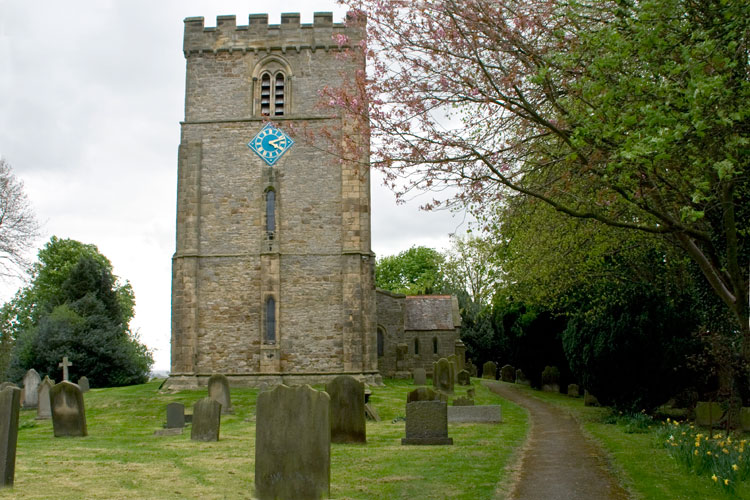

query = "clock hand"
[[268, 137, 284, 149]]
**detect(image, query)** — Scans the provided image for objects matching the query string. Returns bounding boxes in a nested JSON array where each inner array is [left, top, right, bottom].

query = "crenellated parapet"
[[183, 12, 364, 56]]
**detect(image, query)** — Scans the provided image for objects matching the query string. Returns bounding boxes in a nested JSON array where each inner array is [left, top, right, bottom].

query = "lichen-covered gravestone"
[[50, 381, 87, 437], [207, 374, 233, 414], [433, 358, 454, 394], [482, 361, 497, 380], [166, 402, 185, 429], [407, 387, 440, 403], [326, 375, 366, 444], [22, 369, 41, 408], [456, 369, 470, 386], [412, 368, 426, 386], [515, 369, 530, 385], [191, 398, 221, 442], [255, 385, 330, 500], [401, 400, 453, 445], [0, 386, 20, 487], [500, 364, 515, 383], [36, 376, 54, 420], [77, 376, 90, 393]]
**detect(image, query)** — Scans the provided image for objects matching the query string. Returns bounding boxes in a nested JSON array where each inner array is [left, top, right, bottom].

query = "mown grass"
[[0, 378, 527, 499], [514, 384, 750, 500]]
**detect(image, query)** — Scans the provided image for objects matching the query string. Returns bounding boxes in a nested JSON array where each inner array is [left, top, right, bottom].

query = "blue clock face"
[[248, 122, 294, 166]]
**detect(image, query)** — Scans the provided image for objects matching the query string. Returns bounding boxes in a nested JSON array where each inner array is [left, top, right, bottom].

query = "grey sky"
[[0, 1, 469, 371]]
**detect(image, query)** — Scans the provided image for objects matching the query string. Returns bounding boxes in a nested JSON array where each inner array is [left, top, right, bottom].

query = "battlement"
[[183, 12, 364, 55]]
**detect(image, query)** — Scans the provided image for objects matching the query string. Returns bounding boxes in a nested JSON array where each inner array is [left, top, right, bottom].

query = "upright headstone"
[[584, 390, 600, 407], [454, 339, 466, 372], [166, 402, 186, 429], [0, 384, 16, 391], [412, 368, 426, 386], [433, 358, 454, 394], [207, 374, 233, 414], [21, 369, 41, 408], [255, 385, 330, 500], [500, 364, 515, 383], [567, 384, 580, 397], [58, 356, 73, 382], [77, 377, 90, 393], [453, 396, 475, 406], [695, 402, 722, 427], [466, 359, 478, 378], [0, 386, 20, 487], [515, 369, 530, 385], [50, 381, 87, 437], [482, 361, 497, 380], [456, 369, 471, 386], [36, 376, 54, 420], [326, 375, 366, 444], [191, 398, 221, 441], [401, 400, 453, 445]]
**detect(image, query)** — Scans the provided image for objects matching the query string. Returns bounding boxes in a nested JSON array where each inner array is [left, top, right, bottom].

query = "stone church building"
[[166, 12, 459, 389]]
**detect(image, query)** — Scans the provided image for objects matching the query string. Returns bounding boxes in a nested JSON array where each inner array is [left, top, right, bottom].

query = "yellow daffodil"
[[723, 448, 730, 454], [712, 474, 718, 482], [724, 479, 730, 486], [732, 464, 739, 471]]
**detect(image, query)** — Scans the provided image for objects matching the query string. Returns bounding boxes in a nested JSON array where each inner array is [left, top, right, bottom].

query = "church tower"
[[167, 12, 378, 388]]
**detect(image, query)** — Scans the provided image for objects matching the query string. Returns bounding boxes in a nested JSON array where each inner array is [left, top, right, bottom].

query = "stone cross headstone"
[[500, 364, 515, 382], [326, 375, 366, 444], [401, 400, 453, 445], [456, 369, 470, 386], [77, 376, 90, 393], [482, 361, 497, 380], [58, 357, 73, 382], [0, 386, 20, 488], [36, 376, 54, 420], [166, 402, 186, 429], [191, 398, 221, 441], [412, 368, 426, 386], [255, 384, 330, 500], [433, 358, 454, 394], [22, 369, 41, 408], [50, 381, 87, 437], [207, 374, 233, 414]]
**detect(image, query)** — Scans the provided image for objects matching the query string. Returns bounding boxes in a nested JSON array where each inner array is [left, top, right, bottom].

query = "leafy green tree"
[[375, 246, 446, 295], [4, 237, 151, 385]]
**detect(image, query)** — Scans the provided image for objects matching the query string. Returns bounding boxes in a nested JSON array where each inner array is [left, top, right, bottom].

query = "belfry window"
[[265, 297, 276, 344], [274, 73, 285, 116], [265, 189, 276, 239], [260, 73, 272, 116]]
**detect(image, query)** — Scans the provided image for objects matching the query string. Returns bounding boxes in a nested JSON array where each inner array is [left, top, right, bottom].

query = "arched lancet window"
[[377, 327, 385, 357], [433, 337, 438, 355], [265, 188, 276, 239], [414, 338, 420, 356], [265, 297, 276, 344], [274, 73, 285, 116], [260, 73, 272, 116]]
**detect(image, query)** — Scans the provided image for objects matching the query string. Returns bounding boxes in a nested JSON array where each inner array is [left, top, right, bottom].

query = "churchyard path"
[[485, 380, 632, 500]]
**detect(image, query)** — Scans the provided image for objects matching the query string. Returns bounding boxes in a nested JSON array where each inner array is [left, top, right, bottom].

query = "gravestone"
[[482, 361, 497, 380], [0, 384, 16, 391], [695, 402, 723, 427], [448, 405, 502, 423], [412, 368, 426, 386], [515, 369, 530, 385], [454, 339, 466, 372], [255, 385, 330, 500], [567, 384, 580, 397], [154, 428, 183, 437], [407, 387, 440, 403], [207, 374, 233, 414], [166, 402, 185, 429], [401, 400, 453, 445], [453, 396, 475, 406], [191, 397, 221, 442], [456, 369, 470, 386], [365, 403, 381, 422], [36, 376, 54, 420], [50, 381, 87, 437], [0, 386, 20, 487], [58, 356, 72, 382], [500, 364, 515, 383], [77, 376, 90, 393], [22, 369, 41, 408], [584, 390, 600, 407], [740, 408, 750, 432], [541, 366, 560, 393], [466, 359, 478, 378], [326, 375, 366, 444], [433, 358, 454, 394], [467, 387, 476, 399]]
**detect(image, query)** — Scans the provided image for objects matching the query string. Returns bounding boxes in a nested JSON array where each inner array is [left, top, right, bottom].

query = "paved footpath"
[[485, 380, 631, 500]]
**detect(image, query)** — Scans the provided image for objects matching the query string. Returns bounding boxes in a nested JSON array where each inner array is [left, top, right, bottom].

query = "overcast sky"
[[0, 1, 470, 371]]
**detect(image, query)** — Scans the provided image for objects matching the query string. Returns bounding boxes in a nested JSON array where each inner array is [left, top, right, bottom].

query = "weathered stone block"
[[412, 368, 426, 386], [402, 400, 452, 445], [448, 405, 502, 423]]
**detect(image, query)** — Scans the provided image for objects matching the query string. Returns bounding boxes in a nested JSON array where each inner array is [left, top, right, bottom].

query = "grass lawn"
[[514, 385, 750, 500], [0, 378, 527, 499]]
